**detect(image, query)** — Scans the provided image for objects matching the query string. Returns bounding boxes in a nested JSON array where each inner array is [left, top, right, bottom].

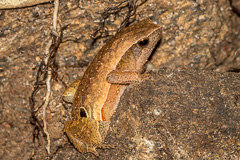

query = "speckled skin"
[[63, 19, 162, 155]]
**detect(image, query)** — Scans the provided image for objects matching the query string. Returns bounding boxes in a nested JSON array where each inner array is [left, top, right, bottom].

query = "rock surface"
[[53, 69, 240, 159], [0, 0, 239, 159]]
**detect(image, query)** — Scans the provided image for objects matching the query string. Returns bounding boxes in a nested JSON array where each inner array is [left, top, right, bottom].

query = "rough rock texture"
[[149, 0, 238, 71], [0, 0, 52, 9], [53, 69, 240, 159], [232, 0, 240, 14], [0, 0, 239, 71], [0, 0, 239, 159], [107, 69, 240, 159]]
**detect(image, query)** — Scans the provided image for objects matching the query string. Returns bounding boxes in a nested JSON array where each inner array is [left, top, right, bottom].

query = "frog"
[[63, 19, 162, 155]]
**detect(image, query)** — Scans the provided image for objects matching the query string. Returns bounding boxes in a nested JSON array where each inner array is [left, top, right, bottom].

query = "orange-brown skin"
[[63, 19, 162, 155]]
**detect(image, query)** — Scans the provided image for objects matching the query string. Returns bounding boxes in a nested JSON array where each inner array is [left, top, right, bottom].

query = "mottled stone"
[[0, 0, 239, 159], [105, 69, 240, 159], [52, 69, 240, 159], [232, 0, 240, 14]]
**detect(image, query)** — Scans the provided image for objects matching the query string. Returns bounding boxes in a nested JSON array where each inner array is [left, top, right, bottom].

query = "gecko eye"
[[137, 38, 149, 47], [80, 108, 87, 117]]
